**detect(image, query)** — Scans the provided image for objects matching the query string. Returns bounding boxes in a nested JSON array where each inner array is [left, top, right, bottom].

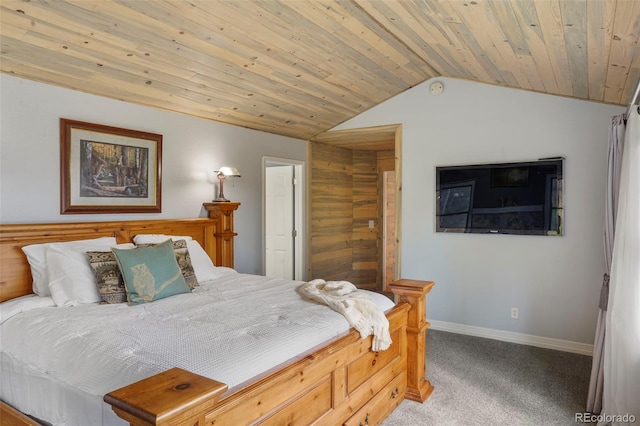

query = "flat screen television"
[[436, 158, 564, 235]]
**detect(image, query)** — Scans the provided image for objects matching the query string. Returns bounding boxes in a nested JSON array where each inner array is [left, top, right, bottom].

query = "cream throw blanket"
[[299, 279, 392, 351]]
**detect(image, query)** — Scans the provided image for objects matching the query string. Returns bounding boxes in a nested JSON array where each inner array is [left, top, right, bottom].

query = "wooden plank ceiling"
[[1, 0, 639, 140]]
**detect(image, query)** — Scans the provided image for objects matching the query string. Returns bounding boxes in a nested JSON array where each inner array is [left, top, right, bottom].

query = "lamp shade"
[[216, 167, 241, 177]]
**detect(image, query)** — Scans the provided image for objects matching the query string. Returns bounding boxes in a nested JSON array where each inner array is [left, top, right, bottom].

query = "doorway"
[[263, 157, 305, 280], [308, 124, 402, 291]]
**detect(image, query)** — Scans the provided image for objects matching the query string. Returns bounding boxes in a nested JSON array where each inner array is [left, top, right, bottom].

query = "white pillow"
[[0, 294, 55, 324], [133, 234, 193, 245], [46, 245, 103, 307], [113, 243, 136, 250], [22, 237, 118, 296], [185, 240, 224, 282]]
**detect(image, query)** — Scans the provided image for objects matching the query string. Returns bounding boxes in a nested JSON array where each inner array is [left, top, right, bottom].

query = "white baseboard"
[[428, 319, 594, 356]]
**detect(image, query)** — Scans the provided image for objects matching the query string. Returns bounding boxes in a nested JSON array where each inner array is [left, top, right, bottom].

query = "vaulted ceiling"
[[1, 0, 639, 140]]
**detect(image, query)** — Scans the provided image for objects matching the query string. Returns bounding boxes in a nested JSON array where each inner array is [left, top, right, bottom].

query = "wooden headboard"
[[0, 218, 223, 302]]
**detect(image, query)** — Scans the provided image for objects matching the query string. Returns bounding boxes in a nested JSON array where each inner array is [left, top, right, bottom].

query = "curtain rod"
[[626, 77, 640, 118]]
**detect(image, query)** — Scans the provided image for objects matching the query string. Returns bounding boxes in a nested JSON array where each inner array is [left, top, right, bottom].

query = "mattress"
[[0, 271, 394, 425]]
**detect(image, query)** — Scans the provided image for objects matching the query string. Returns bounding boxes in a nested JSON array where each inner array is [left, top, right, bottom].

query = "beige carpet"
[[383, 330, 592, 426]]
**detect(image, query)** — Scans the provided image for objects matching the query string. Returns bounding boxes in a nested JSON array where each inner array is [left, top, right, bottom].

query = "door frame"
[[262, 156, 306, 280], [381, 170, 396, 291]]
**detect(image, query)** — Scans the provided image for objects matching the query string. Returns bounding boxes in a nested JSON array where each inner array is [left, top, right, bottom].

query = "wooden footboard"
[[0, 401, 39, 426], [104, 281, 434, 426]]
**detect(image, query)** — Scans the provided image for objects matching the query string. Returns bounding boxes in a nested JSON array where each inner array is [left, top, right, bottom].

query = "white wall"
[[334, 77, 624, 344], [1, 74, 623, 344], [0, 75, 307, 274]]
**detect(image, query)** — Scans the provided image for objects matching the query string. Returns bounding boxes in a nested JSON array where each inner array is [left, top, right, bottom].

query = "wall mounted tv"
[[436, 158, 564, 236]]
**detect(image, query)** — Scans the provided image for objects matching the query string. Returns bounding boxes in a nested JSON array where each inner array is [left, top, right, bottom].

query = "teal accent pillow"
[[135, 240, 199, 290], [113, 239, 190, 305]]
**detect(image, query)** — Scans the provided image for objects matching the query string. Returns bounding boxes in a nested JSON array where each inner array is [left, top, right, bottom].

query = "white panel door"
[[266, 166, 294, 279]]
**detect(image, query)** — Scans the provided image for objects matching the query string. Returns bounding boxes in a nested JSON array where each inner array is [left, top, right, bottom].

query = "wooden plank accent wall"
[[310, 141, 353, 281], [351, 151, 378, 291], [310, 143, 396, 291], [377, 150, 395, 172]]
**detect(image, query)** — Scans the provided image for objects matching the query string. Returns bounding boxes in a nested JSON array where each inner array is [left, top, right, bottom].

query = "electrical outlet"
[[511, 307, 519, 319], [368, 220, 375, 229]]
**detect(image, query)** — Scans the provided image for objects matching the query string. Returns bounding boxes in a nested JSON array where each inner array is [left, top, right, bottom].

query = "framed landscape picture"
[[60, 118, 162, 214]]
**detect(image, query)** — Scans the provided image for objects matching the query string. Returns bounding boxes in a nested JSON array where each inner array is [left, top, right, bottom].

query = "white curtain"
[[601, 105, 640, 425], [587, 114, 626, 413]]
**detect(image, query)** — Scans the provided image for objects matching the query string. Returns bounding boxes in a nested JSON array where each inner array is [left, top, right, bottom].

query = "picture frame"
[[60, 118, 162, 214]]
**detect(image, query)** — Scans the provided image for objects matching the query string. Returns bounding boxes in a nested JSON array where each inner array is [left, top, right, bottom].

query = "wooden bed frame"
[[0, 218, 434, 426]]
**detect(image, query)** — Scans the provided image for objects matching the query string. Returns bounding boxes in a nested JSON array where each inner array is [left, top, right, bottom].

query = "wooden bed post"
[[389, 279, 435, 402], [203, 202, 240, 268], [104, 368, 227, 426]]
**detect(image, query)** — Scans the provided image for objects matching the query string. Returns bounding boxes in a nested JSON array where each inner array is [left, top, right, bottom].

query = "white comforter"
[[0, 271, 394, 425]]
